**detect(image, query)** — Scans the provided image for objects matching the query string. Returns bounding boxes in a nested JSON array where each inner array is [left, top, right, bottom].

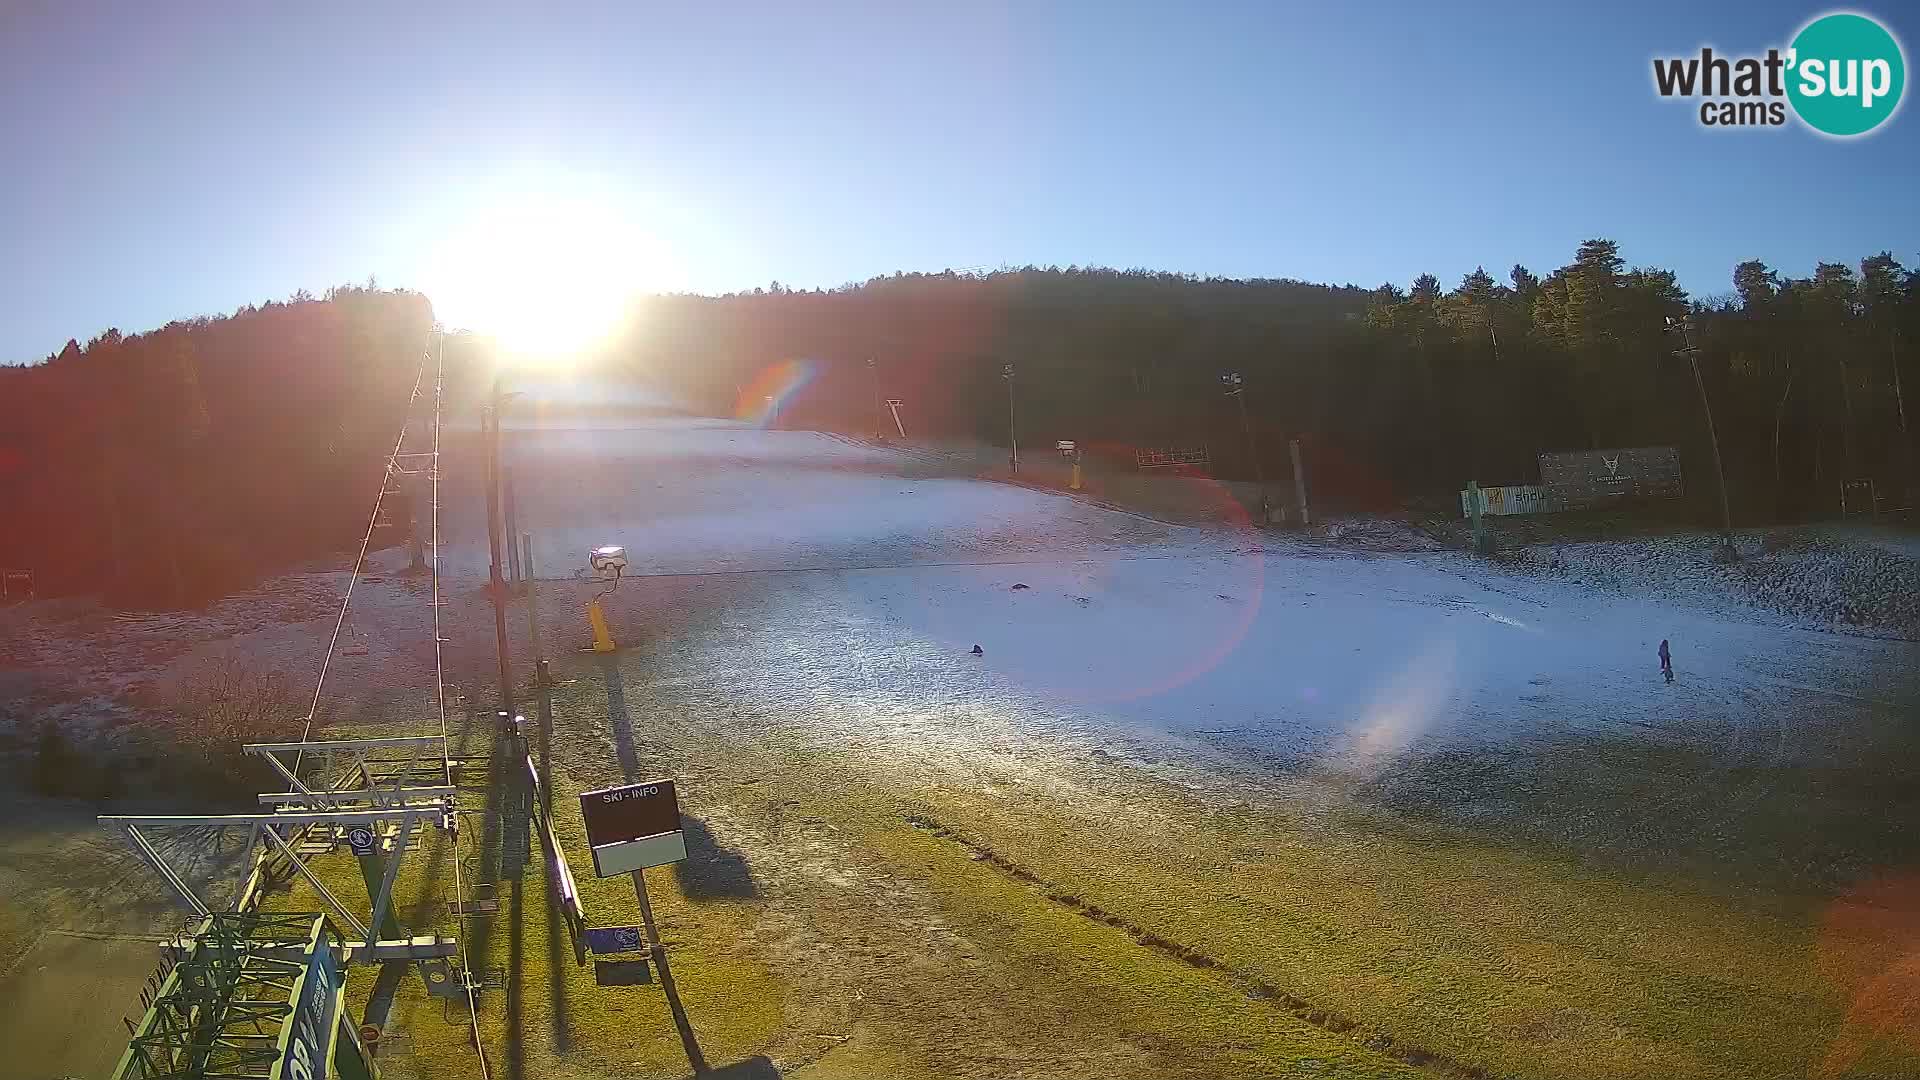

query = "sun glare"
[[428, 191, 657, 361]]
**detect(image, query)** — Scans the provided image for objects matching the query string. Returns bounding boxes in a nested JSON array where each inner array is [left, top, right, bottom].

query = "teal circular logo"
[[1787, 13, 1906, 136]]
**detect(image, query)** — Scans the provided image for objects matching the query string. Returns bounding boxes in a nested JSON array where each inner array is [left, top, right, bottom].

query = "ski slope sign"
[[579, 779, 688, 877]]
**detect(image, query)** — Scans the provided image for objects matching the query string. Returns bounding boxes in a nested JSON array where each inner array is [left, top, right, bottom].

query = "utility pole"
[[1667, 316, 1736, 560], [1288, 438, 1311, 528], [484, 378, 516, 719], [1891, 330, 1913, 503], [1002, 362, 1020, 474], [503, 470, 521, 586], [1221, 371, 1271, 523], [867, 356, 883, 438], [522, 534, 543, 663]]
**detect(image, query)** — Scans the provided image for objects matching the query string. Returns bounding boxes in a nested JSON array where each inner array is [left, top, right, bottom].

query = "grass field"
[[0, 793, 254, 1080], [253, 654, 1919, 1080], [259, 700, 794, 1080]]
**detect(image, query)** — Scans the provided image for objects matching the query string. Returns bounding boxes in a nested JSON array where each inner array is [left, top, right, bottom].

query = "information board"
[[1538, 447, 1683, 509], [579, 779, 688, 878], [580, 780, 681, 847]]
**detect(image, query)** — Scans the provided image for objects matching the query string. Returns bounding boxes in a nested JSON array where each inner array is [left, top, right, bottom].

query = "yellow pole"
[[1070, 460, 1082, 490], [588, 598, 617, 652]]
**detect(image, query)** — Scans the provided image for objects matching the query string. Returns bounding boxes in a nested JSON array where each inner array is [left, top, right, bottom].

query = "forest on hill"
[[0, 286, 432, 607], [617, 240, 1917, 521], [3, 239, 1915, 609]]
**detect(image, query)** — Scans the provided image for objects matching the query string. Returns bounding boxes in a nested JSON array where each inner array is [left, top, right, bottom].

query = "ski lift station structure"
[[99, 734, 478, 1080]]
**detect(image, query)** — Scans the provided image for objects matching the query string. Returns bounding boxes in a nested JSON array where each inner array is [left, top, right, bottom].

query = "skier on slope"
[[1658, 639, 1673, 684]]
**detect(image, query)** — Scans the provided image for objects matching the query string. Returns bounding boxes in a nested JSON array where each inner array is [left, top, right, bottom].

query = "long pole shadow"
[[703, 1057, 783, 1079], [463, 682, 524, 1078], [506, 874, 525, 1080], [532, 675, 572, 1052], [597, 656, 759, 901], [362, 958, 409, 1034], [595, 646, 773, 1075], [407, 807, 450, 929], [599, 656, 641, 783], [496, 698, 532, 1080], [474, 691, 507, 886]]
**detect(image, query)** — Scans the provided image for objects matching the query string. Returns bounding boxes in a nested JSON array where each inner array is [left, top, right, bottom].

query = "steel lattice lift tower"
[[112, 911, 377, 1080]]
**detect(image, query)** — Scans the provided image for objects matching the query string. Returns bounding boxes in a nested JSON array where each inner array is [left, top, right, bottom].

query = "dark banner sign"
[[1538, 447, 1684, 509]]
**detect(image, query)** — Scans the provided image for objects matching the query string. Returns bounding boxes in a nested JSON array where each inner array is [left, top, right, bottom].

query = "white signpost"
[[576, 778, 706, 1073]]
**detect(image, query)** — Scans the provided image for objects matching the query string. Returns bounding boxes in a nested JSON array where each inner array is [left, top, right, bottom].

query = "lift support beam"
[[101, 808, 438, 962]]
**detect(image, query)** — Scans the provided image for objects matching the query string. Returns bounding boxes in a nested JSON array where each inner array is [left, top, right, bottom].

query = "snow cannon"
[[586, 546, 627, 653], [590, 546, 628, 577]]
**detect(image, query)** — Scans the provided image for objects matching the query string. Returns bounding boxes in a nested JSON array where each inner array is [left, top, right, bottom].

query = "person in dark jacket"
[[1658, 639, 1673, 684]]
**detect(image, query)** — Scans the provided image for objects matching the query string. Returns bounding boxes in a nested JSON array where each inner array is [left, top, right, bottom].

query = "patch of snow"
[[1502, 527, 1920, 639]]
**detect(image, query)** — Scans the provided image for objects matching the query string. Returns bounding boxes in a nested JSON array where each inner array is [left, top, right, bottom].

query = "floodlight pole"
[[1002, 362, 1020, 473], [503, 469, 522, 585], [523, 534, 544, 674], [484, 384, 505, 591], [1222, 371, 1271, 523], [485, 377, 516, 718], [1667, 317, 1735, 556]]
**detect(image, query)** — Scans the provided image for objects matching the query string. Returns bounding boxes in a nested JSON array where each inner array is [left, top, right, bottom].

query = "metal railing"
[[526, 754, 588, 964]]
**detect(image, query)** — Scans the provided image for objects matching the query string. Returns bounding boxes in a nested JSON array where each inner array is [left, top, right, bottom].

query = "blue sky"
[[2, 0, 1914, 362]]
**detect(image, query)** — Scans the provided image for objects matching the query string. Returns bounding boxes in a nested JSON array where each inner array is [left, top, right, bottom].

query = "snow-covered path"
[[445, 415, 1189, 579], [453, 405, 1917, 779]]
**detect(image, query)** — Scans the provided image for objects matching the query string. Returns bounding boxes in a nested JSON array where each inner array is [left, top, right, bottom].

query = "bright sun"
[[428, 192, 655, 360]]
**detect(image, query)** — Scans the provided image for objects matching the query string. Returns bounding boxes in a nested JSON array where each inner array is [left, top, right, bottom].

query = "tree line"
[[0, 285, 432, 607], [4, 242, 1913, 608], [613, 241, 1917, 521]]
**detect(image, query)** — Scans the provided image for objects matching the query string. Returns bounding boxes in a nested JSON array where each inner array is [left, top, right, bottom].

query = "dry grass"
[[248, 658, 1920, 1080], [258, 709, 788, 1080]]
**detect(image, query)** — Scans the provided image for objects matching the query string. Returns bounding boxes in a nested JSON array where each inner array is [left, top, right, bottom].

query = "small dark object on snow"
[[1011, 582, 1030, 590], [1658, 639, 1674, 684], [970, 644, 983, 655]]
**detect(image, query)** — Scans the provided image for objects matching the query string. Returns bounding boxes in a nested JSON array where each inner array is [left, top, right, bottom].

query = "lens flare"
[[1333, 637, 1459, 777], [735, 360, 818, 427], [1817, 872, 1920, 1077]]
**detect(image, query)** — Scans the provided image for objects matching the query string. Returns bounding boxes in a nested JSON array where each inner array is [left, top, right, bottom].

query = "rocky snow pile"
[[1311, 517, 1444, 553], [1728, 532, 1920, 634], [1513, 525, 1920, 639]]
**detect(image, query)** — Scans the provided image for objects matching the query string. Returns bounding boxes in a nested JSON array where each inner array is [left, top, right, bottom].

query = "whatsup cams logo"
[[1653, 11, 1906, 136]]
